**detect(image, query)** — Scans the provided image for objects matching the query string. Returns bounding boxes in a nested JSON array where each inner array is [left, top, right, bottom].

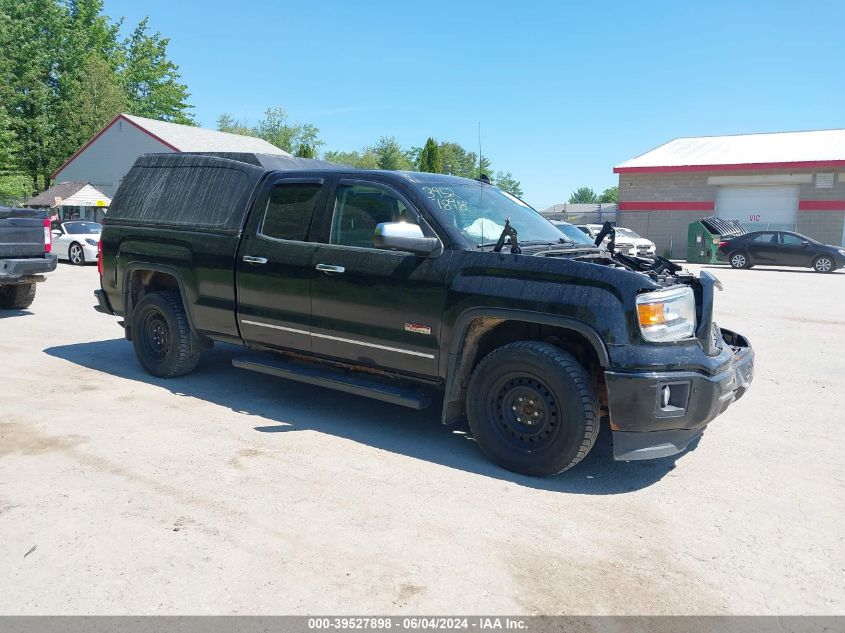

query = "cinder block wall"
[[617, 169, 845, 255], [797, 211, 845, 244], [617, 211, 694, 257]]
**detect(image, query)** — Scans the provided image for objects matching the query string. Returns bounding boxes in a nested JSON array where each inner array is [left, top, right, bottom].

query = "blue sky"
[[103, 0, 845, 209]]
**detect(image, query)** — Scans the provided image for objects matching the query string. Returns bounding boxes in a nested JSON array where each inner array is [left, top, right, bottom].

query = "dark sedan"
[[717, 230, 845, 273]]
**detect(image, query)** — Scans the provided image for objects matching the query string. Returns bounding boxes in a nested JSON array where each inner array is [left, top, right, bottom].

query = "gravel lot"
[[1, 262, 843, 615]]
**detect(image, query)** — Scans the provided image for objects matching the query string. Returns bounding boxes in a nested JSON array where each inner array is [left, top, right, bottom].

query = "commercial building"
[[615, 129, 845, 254], [25, 181, 111, 222], [51, 113, 289, 198]]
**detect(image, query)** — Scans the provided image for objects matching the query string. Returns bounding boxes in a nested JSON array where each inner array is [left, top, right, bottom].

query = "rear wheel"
[[466, 341, 599, 476], [813, 256, 834, 273], [0, 283, 36, 309], [68, 242, 85, 265], [729, 251, 750, 269], [131, 291, 201, 377]]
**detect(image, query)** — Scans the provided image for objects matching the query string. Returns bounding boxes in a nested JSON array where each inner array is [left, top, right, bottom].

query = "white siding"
[[61, 184, 111, 207], [53, 119, 175, 197]]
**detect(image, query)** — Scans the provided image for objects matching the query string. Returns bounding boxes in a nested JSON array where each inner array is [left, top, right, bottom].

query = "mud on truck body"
[[94, 153, 754, 476]]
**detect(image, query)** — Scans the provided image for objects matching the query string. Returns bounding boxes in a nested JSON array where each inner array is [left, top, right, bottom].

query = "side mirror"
[[802, 241, 811, 247], [51, 230, 61, 238], [373, 222, 439, 257]]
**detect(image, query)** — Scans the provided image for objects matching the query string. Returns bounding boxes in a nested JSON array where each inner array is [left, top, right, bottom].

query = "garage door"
[[716, 185, 798, 232]]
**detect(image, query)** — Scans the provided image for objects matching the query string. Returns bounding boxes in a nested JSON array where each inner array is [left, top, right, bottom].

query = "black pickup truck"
[[1, 206, 57, 309], [95, 153, 754, 476]]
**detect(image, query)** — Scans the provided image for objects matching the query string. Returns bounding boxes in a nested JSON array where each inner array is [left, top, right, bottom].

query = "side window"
[[329, 183, 417, 248], [752, 232, 777, 243], [260, 182, 322, 241], [781, 233, 804, 245]]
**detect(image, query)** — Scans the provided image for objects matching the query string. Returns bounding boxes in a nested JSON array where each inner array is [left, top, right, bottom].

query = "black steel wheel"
[[131, 291, 201, 377], [467, 341, 598, 476], [813, 256, 834, 273], [69, 242, 85, 265]]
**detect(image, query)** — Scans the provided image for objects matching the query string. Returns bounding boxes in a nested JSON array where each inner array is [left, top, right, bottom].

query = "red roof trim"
[[51, 114, 181, 179], [799, 200, 845, 211], [619, 201, 715, 211], [614, 160, 845, 174]]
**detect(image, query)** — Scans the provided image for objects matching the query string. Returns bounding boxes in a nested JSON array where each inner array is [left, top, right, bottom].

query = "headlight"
[[636, 286, 696, 342], [85, 238, 98, 246]]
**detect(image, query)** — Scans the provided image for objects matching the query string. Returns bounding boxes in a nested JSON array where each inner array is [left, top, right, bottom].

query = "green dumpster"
[[686, 217, 746, 264]]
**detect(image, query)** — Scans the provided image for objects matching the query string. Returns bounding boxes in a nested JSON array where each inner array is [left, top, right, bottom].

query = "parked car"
[[52, 220, 101, 265], [0, 206, 57, 309], [614, 227, 657, 256], [717, 230, 845, 273], [576, 223, 637, 256], [95, 153, 754, 476], [549, 220, 598, 246]]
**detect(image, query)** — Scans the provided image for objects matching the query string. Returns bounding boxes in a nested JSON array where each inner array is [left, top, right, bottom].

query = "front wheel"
[[813, 256, 834, 273], [68, 242, 86, 265], [729, 251, 750, 269], [466, 341, 599, 476], [131, 291, 201, 377]]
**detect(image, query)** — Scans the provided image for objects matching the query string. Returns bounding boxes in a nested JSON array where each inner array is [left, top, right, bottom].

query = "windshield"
[[615, 227, 642, 239], [416, 183, 564, 246], [554, 223, 596, 245], [63, 221, 101, 235]]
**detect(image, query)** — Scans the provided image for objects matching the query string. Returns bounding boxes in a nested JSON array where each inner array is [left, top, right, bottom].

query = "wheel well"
[[125, 270, 183, 340], [442, 318, 608, 424]]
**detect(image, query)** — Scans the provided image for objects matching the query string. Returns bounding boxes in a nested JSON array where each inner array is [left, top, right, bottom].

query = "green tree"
[[122, 17, 194, 124], [323, 149, 379, 169], [599, 186, 618, 203], [569, 187, 599, 203], [216, 113, 252, 136], [0, 0, 68, 188], [60, 54, 127, 160], [217, 107, 324, 154], [295, 143, 315, 159], [372, 136, 411, 170], [417, 137, 442, 173], [494, 172, 523, 197], [438, 142, 478, 178]]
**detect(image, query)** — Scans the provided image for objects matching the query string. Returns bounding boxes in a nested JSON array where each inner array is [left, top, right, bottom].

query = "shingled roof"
[[52, 114, 291, 179]]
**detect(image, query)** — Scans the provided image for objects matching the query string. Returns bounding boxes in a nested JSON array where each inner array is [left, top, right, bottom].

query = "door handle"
[[315, 263, 345, 274], [242, 255, 268, 264]]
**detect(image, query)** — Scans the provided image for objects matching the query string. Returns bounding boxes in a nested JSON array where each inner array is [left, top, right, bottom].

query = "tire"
[[729, 251, 750, 269], [68, 242, 85, 265], [466, 341, 599, 476], [0, 283, 36, 309], [813, 256, 835, 273], [131, 291, 201, 377]]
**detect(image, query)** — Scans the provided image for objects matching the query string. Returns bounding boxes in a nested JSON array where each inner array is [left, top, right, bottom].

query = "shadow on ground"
[[45, 339, 694, 494], [0, 308, 32, 319]]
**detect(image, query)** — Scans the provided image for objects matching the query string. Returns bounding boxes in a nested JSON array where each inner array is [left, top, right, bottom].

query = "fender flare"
[[441, 307, 610, 424], [122, 262, 199, 338]]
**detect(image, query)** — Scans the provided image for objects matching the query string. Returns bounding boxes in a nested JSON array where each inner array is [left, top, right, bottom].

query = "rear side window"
[[260, 183, 322, 241], [109, 165, 251, 229]]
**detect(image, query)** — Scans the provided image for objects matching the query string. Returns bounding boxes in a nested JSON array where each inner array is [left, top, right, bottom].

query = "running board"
[[232, 356, 431, 410]]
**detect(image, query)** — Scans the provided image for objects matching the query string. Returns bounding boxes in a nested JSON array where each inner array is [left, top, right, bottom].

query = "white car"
[[51, 220, 101, 265], [614, 227, 656, 256], [577, 224, 656, 257]]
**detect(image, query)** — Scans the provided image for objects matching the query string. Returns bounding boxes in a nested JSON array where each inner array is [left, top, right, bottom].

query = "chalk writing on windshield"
[[420, 186, 469, 213]]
